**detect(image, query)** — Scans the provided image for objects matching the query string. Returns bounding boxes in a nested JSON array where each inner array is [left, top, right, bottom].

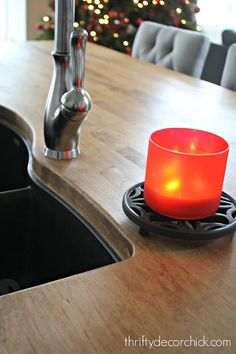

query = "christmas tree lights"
[[36, 0, 200, 53]]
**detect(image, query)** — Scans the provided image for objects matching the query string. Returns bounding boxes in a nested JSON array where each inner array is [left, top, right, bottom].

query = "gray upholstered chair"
[[132, 21, 210, 78], [221, 44, 236, 91], [222, 29, 236, 47]]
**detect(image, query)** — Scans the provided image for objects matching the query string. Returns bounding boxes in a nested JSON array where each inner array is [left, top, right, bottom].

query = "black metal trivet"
[[122, 182, 236, 240]]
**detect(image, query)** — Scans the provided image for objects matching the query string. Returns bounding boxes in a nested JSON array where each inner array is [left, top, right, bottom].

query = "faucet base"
[[43, 146, 79, 160]]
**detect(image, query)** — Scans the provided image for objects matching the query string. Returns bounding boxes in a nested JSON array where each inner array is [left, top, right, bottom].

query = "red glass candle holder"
[[144, 128, 229, 220]]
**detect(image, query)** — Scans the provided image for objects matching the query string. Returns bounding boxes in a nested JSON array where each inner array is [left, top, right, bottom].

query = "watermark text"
[[124, 335, 231, 349]]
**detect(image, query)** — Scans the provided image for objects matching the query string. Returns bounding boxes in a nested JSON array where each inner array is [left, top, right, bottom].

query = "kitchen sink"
[[0, 123, 119, 296]]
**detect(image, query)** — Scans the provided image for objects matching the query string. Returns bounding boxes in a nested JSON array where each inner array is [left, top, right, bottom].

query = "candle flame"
[[165, 179, 180, 192], [190, 142, 196, 151]]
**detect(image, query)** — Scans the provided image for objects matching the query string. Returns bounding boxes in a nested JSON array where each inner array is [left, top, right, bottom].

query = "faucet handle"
[[70, 28, 88, 88], [60, 28, 91, 121]]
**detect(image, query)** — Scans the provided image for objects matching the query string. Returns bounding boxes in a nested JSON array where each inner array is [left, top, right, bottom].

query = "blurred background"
[[0, 0, 235, 50]]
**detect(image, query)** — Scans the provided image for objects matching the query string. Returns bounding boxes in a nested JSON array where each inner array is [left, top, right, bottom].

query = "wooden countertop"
[[0, 41, 236, 353]]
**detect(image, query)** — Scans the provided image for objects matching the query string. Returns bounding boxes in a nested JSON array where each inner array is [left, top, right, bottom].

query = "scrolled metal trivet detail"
[[122, 182, 236, 240]]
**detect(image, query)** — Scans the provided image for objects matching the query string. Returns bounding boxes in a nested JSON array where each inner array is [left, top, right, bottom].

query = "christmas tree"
[[36, 0, 200, 54]]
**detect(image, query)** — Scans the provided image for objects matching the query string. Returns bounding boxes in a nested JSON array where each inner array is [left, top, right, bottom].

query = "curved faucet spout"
[[44, 0, 91, 160]]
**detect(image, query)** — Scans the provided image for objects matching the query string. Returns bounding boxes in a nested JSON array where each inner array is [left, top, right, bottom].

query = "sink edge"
[[0, 104, 134, 260]]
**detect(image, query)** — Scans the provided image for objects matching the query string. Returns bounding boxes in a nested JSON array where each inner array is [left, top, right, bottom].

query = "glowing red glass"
[[144, 128, 229, 219]]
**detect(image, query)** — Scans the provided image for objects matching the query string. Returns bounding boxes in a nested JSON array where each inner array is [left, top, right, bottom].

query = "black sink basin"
[[0, 123, 119, 296]]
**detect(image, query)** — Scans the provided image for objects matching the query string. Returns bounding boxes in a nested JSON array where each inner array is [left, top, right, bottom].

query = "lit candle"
[[144, 128, 229, 219]]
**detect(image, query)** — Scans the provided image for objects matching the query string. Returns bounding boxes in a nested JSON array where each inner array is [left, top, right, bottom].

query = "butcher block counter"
[[0, 41, 236, 354]]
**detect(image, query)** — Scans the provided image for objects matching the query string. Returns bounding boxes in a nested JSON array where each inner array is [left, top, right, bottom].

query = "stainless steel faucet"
[[44, 0, 91, 160]]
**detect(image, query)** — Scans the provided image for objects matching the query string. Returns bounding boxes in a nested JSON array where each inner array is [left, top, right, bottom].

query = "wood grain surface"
[[0, 41, 236, 354]]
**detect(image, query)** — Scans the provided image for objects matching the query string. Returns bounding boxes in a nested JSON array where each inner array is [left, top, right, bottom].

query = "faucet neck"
[[54, 0, 75, 54]]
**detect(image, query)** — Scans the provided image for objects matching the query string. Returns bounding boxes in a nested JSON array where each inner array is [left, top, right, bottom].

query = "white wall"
[[197, 0, 236, 43], [0, 0, 6, 43], [5, 0, 27, 42]]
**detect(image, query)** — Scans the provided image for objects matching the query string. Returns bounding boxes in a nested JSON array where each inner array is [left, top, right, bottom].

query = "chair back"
[[132, 21, 210, 78], [221, 44, 236, 91], [222, 29, 236, 47]]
